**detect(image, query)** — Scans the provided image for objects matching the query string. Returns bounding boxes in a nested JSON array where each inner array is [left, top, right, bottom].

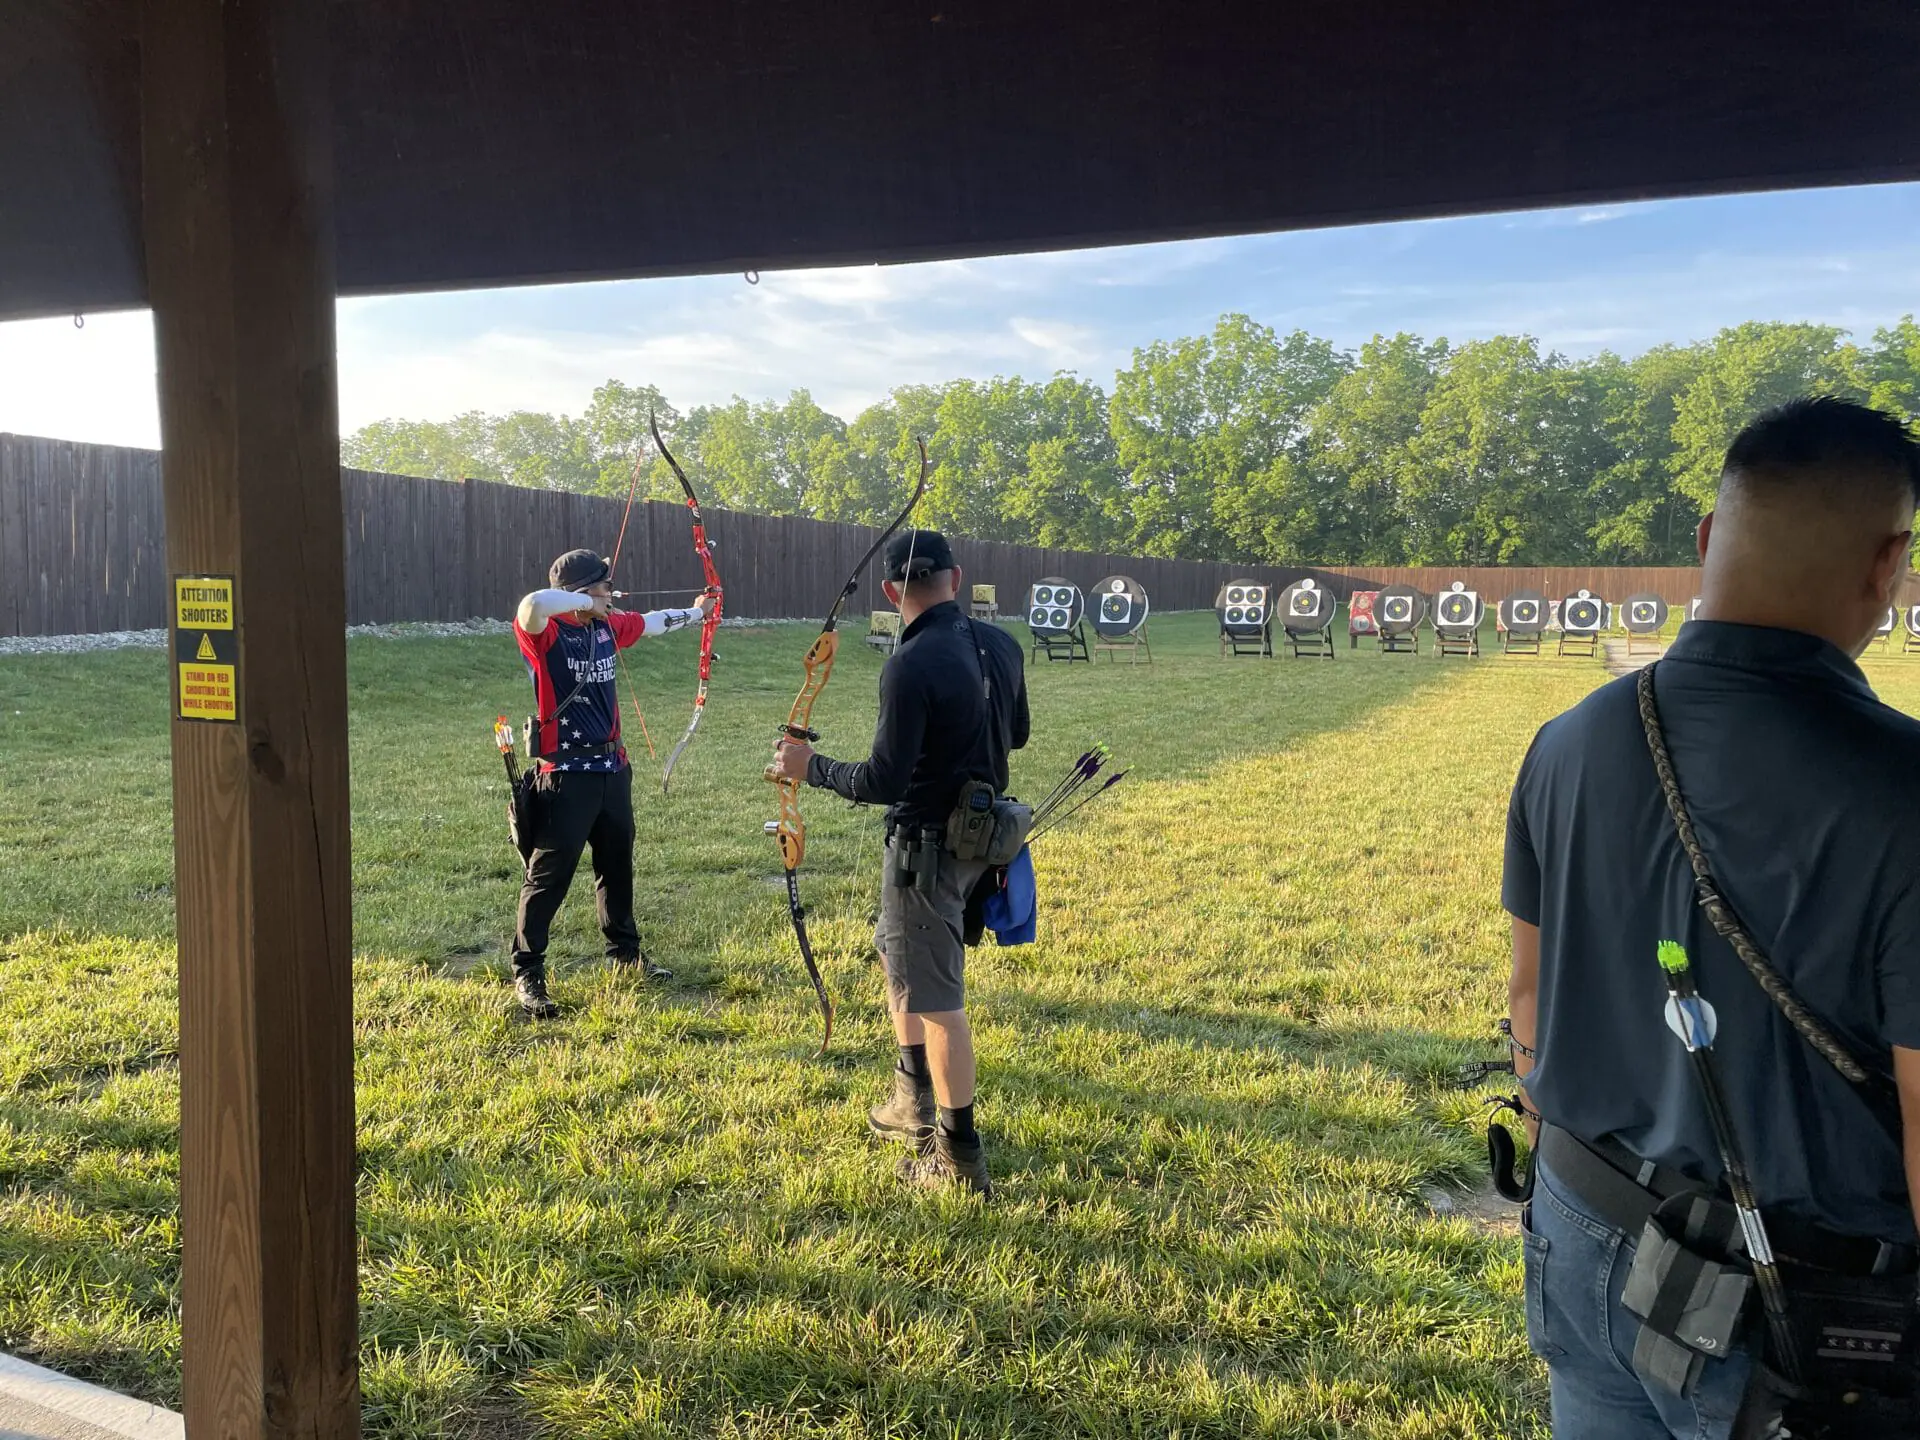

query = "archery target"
[[1376, 584, 1426, 635], [1561, 590, 1605, 634], [1500, 590, 1547, 636], [1877, 606, 1897, 637], [1623, 593, 1669, 634], [1092, 575, 1150, 638], [1689, 597, 1703, 620], [1906, 606, 1920, 638], [1027, 578, 1083, 634], [1215, 581, 1271, 634], [1348, 590, 1379, 633], [1280, 578, 1335, 632], [1434, 581, 1482, 631]]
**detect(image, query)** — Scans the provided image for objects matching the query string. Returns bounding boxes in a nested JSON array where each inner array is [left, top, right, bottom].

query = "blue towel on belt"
[[981, 845, 1037, 945]]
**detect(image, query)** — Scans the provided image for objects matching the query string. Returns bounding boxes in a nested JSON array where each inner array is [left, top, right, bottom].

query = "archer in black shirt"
[[770, 530, 1029, 1197]]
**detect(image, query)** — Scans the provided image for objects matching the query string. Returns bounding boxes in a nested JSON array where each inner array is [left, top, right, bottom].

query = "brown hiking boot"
[[897, 1128, 992, 1198], [868, 1068, 935, 1147]]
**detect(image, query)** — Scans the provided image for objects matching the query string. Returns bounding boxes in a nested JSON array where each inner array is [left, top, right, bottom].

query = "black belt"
[[1539, 1125, 1918, 1279]]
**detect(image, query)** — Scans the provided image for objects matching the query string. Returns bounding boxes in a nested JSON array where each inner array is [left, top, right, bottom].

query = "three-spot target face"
[[1622, 593, 1669, 634], [1092, 575, 1150, 638], [1561, 590, 1606, 634], [1376, 583, 1427, 635], [1027, 578, 1084, 634], [1500, 589, 1547, 636], [1215, 581, 1270, 633], [1434, 581, 1482, 631], [1279, 578, 1335, 631]]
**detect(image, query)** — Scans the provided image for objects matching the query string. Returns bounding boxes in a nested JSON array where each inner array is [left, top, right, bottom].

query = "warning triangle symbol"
[[195, 632, 216, 661]]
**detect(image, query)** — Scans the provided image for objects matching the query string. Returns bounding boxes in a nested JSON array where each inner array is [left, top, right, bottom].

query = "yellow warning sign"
[[174, 577, 234, 630], [178, 664, 237, 721], [172, 573, 239, 723]]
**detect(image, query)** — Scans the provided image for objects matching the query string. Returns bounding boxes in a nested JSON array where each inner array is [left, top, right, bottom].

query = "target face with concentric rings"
[[1436, 589, 1480, 629], [1622, 593, 1668, 633], [1026, 578, 1083, 633], [1092, 575, 1150, 637], [1562, 592, 1605, 633], [1279, 579, 1334, 630], [1500, 589, 1547, 635], [1878, 606, 1897, 636], [1376, 584, 1426, 634], [1216, 581, 1271, 635]]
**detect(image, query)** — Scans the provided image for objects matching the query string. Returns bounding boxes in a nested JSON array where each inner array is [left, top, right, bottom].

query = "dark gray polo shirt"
[[1503, 620, 1920, 1241]]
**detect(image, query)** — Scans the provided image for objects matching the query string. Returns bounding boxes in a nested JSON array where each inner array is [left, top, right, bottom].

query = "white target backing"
[[1561, 590, 1606, 634], [1026, 578, 1084, 634]]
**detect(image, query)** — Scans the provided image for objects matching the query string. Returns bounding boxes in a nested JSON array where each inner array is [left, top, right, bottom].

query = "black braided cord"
[[1636, 663, 1877, 1087]]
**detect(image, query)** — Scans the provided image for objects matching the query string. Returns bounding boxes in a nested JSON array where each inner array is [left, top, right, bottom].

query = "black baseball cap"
[[550, 548, 611, 590], [882, 529, 954, 582]]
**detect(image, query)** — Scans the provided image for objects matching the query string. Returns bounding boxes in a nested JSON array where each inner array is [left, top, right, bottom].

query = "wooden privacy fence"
[[0, 433, 1309, 636], [16, 432, 1919, 638]]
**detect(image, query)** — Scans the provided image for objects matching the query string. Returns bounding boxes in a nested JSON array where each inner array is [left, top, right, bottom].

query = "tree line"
[[342, 315, 1920, 567]]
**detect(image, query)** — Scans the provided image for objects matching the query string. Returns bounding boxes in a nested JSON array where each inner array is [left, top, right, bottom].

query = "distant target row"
[[1022, 576, 1920, 663]]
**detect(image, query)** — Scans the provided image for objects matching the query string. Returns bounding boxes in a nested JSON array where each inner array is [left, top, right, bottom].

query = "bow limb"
[[651, 409, 725, 792], [762, 439, 929, 1055]]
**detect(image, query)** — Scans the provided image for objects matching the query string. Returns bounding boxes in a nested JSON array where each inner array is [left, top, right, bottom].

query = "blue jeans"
[[1524, 1154, 1765, 1439]]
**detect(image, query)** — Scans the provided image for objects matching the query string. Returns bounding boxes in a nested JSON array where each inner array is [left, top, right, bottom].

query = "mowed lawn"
[[7, 611, 1917, 1439]]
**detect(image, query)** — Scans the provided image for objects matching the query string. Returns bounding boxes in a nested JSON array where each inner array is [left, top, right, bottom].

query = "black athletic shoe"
[[611, 952, 672, 980], [514, 970, 560, 1019]]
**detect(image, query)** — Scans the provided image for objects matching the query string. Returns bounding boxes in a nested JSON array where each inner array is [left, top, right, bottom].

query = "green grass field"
[[6, 612, 1917, 1438]]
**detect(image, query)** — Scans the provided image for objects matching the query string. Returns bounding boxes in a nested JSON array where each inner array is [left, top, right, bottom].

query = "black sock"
[[898, 1043, 931, 1087], [938, 1103, 977, 1143]]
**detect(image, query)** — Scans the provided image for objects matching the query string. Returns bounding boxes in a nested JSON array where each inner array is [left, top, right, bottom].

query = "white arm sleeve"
[[516, 588, 594, 634], [638, 606, 701, 636]]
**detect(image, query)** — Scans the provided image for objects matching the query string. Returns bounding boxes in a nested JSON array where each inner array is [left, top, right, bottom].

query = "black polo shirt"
[[1504, 620, 1920, 1240], [808, 600, 1030, 826]]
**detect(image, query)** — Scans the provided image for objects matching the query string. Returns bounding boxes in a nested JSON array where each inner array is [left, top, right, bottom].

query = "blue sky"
[[4, 181, 1919, 449]]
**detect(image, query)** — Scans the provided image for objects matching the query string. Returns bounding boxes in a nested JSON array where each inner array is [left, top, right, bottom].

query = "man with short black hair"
[[1504, 396, 1920, 1437], [769, 529, 1029, 1196], [509, 547, 714, 1019]]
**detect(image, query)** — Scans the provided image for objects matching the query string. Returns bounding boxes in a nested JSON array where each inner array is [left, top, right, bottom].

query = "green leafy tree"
[[1110, 315, 1349, 559], [1669, 322, 1861, 510]]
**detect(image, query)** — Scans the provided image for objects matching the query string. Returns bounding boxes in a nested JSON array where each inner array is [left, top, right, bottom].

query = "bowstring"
[[842, 516, 920, 935], [609, 446, 657, 761]]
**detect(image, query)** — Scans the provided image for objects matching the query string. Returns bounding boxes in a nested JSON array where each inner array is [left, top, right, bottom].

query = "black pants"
[[512, 765, 640, 977]]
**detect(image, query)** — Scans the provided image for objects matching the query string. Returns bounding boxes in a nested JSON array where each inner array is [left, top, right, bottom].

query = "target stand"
[[1033, 623, 1091, 662], [1280, 579, 1337, 659], [1091, 575, 1153, 663], [1557, 590, 1606, 657], [1217, 581, 1275, 658]]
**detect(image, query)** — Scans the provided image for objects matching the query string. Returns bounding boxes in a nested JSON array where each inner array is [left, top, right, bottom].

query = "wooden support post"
[[142, 1, 359, 1435]]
